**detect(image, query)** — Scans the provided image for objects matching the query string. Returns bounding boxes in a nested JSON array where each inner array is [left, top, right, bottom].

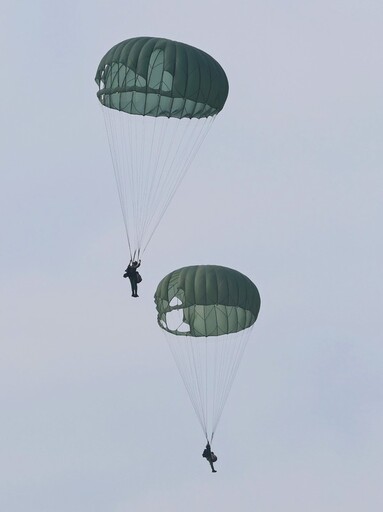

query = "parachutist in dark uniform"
[[123, 259, 141, 297], [202, 442, 217, 473]]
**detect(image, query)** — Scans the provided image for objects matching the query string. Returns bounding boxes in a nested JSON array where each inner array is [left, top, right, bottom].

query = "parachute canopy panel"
[[154, 265, 261, 337], [95, 36, 229, 119]]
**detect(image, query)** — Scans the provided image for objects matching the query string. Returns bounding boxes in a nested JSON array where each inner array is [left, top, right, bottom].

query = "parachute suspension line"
[[102, 106, 143, 255], [193, 339, 209, 436], [139, 117, 186, 245], [136, 114, 160, 247], [212, 339, 218, 441], [102, 105, 216, 256], [131, 249, 139, 262], [197, 308, 253, 439], [163, 300, 208, 437], [210, 309, 230, 437], [142, 115, 216, 253], [179, 325, 210, 436], [166, 335, 208, 439], [128, 111, 144, 255], [102, 106, 133, 258], [162, 304, 256, 440], [138, 115, 177, 250], [212, 325, 253, 437], [187, 340, 209, 439], [132, 114, 145, 250], [205, 336, 209, 442], [119, 108, 138, 255], [202, 303, 211, 435], [212, 326, 226, 442], [167, 330, 252, 441], [212, 324, 233, 435], [144, 115, 216, 247]]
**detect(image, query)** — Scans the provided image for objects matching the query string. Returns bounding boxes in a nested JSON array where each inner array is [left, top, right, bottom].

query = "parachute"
[[95, 37, 229, 258], [154, 265, 261, 442]]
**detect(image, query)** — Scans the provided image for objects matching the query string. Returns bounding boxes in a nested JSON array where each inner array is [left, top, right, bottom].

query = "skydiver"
[[202, 442, 217, 473], [123, 259, 141, 297]]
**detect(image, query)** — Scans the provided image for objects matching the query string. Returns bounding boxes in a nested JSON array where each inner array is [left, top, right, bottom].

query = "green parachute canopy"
[[155, 265, 261, 337], [95, 36, 229, 119]]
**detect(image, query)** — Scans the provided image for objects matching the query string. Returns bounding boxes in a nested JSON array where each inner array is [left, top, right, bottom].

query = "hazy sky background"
[[1, 1, 382, 511]]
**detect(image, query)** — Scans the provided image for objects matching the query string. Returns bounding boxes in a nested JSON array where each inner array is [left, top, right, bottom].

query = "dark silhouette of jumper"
[[123, 260, 141, 297], [202, 442, 217, 473]]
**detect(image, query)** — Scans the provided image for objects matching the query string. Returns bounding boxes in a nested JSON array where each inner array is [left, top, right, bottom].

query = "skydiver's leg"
[[132, 278, 138, 297], [209, 459, 217, 473]]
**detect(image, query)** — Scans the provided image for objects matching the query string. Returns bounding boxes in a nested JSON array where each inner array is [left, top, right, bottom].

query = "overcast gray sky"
[[1, 1, 382, 511]]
